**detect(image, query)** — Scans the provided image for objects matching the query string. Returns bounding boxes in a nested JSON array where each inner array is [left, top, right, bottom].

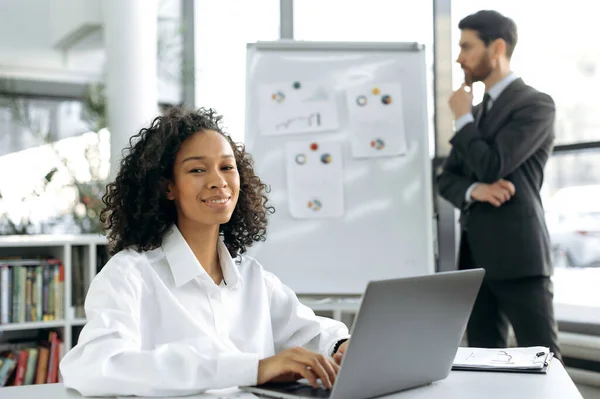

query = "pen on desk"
[[533, 351, 548, 364]]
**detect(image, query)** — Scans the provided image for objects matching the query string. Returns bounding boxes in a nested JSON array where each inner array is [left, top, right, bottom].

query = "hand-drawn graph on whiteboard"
[[285, 140, 344, 219], [346, 82, 408, 158], [258, 80, 339, 136]]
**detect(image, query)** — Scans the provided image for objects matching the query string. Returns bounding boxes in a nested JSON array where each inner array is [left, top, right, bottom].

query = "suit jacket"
[[437, 78, 555, 279]]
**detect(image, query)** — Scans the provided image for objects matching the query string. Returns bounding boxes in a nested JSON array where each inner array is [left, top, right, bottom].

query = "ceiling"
[[0, 0, 182, 103]]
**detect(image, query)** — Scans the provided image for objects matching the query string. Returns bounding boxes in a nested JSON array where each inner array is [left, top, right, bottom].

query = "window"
[[157, 0, 184, 105], [194, 0, 280, 142], [294, 0, 433, 44], [0, 96, 108, 235], [0, 97, 90, 157], [542, 152, 600, 321]]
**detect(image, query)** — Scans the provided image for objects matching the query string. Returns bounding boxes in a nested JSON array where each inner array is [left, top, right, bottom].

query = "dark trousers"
[[459, 234, 562, 361]]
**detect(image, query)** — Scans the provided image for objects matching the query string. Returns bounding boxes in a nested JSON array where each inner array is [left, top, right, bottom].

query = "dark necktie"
[[478, 93, 491, 127]]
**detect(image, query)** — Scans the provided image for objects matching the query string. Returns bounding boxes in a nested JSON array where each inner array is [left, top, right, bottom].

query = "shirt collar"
[[486, 71, 519, 102], [162, 224, 242, 289]]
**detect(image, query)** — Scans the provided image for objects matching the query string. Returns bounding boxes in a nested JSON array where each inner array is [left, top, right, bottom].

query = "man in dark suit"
[[437, 10, 561, 360]]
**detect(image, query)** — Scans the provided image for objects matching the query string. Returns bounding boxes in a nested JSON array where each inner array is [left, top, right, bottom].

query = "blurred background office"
[[0, 0, 598, 397]]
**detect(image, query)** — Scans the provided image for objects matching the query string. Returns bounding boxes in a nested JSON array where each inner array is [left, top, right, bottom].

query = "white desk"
[[0, 361, 582, 399]]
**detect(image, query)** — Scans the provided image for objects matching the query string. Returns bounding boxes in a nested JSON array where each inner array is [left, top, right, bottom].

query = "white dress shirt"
[[60, 225, 349, 397], [454, 72, 520, 203]]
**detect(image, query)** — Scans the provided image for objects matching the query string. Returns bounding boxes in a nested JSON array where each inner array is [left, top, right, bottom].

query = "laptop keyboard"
[[259, 382, 332, 398]]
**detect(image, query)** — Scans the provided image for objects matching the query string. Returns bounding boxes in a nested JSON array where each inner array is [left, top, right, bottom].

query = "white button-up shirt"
[[60, 226, 349, 397]]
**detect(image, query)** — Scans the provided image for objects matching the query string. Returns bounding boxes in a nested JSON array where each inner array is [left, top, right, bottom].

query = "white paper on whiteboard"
[[345, 82, 407, 158], [258, 80, 339, 136], [285, 140, 344, 218]]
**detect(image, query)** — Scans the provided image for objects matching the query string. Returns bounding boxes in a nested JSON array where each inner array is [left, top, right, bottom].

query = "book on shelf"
[[0, 258, 64, 325], [0, 330, 63, 386], [71, 246, 86, 319], [71, 244, 111, 318]]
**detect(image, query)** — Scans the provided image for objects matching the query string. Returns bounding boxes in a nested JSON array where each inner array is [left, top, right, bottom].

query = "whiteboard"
[[244, 41, 434, 294]]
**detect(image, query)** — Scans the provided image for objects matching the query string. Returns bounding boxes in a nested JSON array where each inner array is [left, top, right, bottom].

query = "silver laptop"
[[242, 269, 485, 399]]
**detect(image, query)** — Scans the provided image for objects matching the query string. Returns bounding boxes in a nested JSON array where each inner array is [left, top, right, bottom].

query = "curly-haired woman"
[[59, 107, 350, 397]]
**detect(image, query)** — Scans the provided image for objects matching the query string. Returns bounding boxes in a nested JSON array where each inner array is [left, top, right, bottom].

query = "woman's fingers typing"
[[290, 348, 338, 389], [258, 347, 341, 389]]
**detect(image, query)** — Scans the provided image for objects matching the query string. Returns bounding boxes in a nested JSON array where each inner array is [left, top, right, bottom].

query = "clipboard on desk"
[[452, 346, 555, 374]]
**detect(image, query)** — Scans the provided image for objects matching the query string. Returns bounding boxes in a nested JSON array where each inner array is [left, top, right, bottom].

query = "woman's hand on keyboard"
[[257, 347, 340, 389]]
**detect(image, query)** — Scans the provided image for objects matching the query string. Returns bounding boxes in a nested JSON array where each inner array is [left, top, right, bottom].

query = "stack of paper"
[[452, 346, 554, 373]]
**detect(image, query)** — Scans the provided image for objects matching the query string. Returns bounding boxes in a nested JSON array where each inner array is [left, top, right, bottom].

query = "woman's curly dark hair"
[[100, 107, 274, 258]]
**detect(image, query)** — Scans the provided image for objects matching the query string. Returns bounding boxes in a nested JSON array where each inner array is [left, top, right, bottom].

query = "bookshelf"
[[0, 234, 109, 367], [0, 234, 356, 386]]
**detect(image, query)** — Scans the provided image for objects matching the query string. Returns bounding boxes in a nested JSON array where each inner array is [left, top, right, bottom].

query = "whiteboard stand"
[[245, 41, 434, 295]]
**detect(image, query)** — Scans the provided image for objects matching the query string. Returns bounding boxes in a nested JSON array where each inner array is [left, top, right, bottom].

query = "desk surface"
[[1, 361, 582, 399]]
